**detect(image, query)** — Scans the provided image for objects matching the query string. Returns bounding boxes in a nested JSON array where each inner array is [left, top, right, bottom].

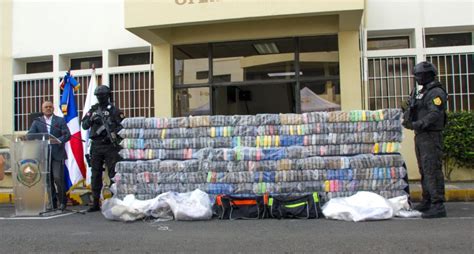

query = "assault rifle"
[[95, 106, 120, 147], [402, 87, 417, 130]]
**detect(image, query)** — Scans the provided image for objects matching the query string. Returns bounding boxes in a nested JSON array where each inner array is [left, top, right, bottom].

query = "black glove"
[[91, 113, 102, 124], [412, 120, 423, 131], [402, 119, 413, 130]]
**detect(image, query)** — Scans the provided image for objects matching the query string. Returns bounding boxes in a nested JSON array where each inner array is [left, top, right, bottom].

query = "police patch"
[[433, 97, 442, 106], [17, 159, 41, 188]]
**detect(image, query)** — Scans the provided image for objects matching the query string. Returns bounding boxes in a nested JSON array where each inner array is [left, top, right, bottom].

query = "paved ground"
[[0, 202, 473, 253]]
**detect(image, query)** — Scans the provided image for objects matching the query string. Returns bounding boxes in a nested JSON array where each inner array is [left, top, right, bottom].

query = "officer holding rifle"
[[82, 85, 124, 212]]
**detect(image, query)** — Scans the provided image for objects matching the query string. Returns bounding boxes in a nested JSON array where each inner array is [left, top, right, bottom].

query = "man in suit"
[[28, 101, 71, 211]]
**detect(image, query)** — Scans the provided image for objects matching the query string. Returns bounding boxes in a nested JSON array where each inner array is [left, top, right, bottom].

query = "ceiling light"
[[253, 42, 280, 55], [267, 71, 303, 77]]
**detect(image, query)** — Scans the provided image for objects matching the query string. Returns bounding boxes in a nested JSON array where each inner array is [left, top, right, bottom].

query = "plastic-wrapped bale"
[[303, 134, 329, 146], [114, 172, 136, 185], [189, 115, 210, 128], [232, 115, 257, 126], [256, 114, 281, 125], [256, 125, 281, 136], [233, 183, 254, 194], [302, 112, 328, 123], [232, 125, 257, 136], [372, 142, 401, 154], [376, 120, 402, 132], [297, 156, 326, 170], [328, 111, 350, 123], [248, 160, 279, 171], [232, 136, 255, 147], [210, 115, 234, 126], [121, 117, 146, 129], [115, 161, 138, 173], [118, 128, 144, 139], [119, 149, 145, 160], [116, 184, 137, 197], [325, 156, 351, 169], [280, 113, 304, 125], [208, 127, 234, 138], [383, 108, 402, 121], [207, 183, 234, 194], [145, 117, 189, 129], [120, 139, 145, 149]]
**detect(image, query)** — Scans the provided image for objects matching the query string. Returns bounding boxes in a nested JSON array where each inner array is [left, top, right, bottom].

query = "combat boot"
[[87, 204, 101, 213], [87, 197, 101, 212], [413, 201, 431, 212], [422, 204, 446, 219]]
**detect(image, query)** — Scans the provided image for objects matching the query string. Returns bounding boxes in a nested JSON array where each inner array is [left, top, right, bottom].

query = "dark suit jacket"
[[28, 115, 71, 161]]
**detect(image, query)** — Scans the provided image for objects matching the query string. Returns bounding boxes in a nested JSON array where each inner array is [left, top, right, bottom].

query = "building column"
[[0, 0, 13, 140], [153, 43, 173, 117], [338, 30, 362, 110]]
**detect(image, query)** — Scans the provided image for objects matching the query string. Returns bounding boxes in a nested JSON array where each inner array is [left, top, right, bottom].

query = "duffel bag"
[[215, 195, 266, 220], [268, 192, 322, 219]]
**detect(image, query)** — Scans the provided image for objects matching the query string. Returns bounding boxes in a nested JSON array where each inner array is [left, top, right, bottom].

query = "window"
[[174, 87, 210, 116], [367, 56, 416, 110], [173, 35, 340, 116], [174, 44, 209, 85], [26, 61, 53, 74], [71, 56, 102, 70], [212, 38, 295, 82], [367, 36, 410, 50], [14, 79, 54, 131], [426, 33, 473, 48], [118, 52, 151, 66], [427, 53, 474, 111]]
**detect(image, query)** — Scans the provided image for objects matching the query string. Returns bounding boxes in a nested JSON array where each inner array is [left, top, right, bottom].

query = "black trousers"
[[415, 131, 445, 205], [90, 142, 121, 204], [50, 159, 66, 207]]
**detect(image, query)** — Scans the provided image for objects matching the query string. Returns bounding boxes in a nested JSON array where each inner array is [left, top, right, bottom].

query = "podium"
[[5, 133, 60, 216]]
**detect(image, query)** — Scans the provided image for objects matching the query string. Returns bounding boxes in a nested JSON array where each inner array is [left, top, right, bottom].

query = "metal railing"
[[427, 53, 473, 112], [109, 71, 155, 118], [367, 56, 416, 110]]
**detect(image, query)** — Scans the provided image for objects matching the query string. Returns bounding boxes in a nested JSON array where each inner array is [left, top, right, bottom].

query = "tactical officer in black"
[[402, 61, 448, 218], [82, 85, 124, 212]]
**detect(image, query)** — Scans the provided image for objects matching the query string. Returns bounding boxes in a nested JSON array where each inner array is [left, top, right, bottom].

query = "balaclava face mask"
[[414, 71, 435, 86], [97, 94, 109, 107]]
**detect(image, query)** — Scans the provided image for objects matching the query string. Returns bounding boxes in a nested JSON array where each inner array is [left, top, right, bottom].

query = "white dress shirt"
[[44, 115, 52, 133]]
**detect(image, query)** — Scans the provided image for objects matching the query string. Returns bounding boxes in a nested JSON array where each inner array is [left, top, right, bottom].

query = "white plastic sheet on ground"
[[322, 191, 421, 222], [101, 189, 213, 222]]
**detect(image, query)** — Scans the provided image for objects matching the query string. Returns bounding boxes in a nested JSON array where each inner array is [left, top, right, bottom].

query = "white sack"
[[323, 191, 402, 222], [102, 189, 212, 222]]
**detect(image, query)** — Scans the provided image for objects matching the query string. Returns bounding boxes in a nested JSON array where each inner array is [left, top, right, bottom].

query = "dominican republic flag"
[[81, 70, 98, 185], [59, 72, 86, 191]]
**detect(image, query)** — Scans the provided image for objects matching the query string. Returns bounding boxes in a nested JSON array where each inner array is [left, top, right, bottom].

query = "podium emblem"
[[17, 159, 41, 188]]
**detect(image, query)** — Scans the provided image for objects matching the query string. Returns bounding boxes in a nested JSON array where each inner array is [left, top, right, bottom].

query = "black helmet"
[[413, 61, 437, 85], [414, 61, 437, 76], [94, 85, 111, 96]]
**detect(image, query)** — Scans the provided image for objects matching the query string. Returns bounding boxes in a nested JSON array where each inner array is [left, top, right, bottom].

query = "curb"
[[0, 192, 86, 205], [2, 189, 474, 204], [410, 189, 474, 202]]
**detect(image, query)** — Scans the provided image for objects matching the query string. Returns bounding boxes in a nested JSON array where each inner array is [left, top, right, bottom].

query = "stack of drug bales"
[[115, 109, 407, 201]]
